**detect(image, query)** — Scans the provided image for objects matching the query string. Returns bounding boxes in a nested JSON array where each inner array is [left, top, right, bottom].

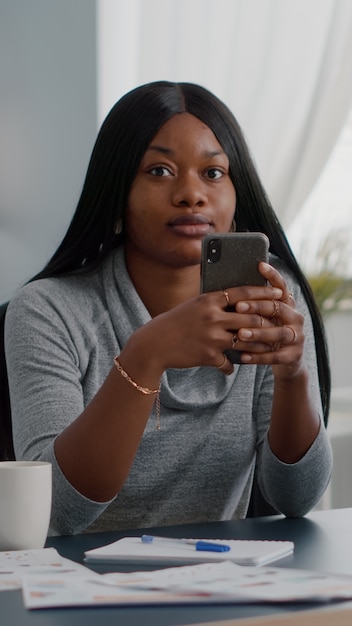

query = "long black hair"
[[31, 80, 330, 422]]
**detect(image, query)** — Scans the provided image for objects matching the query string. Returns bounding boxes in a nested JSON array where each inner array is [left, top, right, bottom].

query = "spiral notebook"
[[84, 536, 294, 566]]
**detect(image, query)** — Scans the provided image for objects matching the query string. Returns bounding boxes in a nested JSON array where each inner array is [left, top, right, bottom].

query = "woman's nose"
[[172, 173, 207, 207]]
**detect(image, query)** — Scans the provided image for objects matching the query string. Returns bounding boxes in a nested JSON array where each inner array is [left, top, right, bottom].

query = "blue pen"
[[141, 535, 230, 553]]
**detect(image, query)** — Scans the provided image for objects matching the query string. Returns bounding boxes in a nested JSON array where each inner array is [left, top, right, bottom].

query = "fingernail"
[[272, 288, 282, 298], [237, 302, 250, 312], [240, 329, 252, 338], [241, 354, 252, 363]]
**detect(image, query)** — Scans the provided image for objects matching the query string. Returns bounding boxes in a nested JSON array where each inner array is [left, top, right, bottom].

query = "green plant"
[[303, 230, 352, 318], [308, 272, 352, 316]]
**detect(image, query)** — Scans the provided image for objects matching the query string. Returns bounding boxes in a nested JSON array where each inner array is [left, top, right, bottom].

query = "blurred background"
[[1, 0, 352, 507]]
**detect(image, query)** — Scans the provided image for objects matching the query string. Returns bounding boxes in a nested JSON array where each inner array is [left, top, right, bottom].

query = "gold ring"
[[231, 334, 238, 348], [287, 326, 298, 345], [223, 290, 230, 307], [217, 354, 228, 370], [270, 300, 279, 318], [282, 292, 294, 303]]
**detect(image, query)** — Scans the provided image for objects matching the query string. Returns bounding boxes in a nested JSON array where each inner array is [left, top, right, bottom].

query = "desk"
[[2, 507, 352, 626]]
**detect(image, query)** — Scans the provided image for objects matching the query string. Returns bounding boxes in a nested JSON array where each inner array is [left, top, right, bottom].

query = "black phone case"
[[200, 232, 269, 363]]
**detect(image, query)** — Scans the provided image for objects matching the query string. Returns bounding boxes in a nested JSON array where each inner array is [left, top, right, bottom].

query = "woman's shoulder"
[[8, 249, 123, 311], [6, 254, 119, 329], [8, 271, 97, 313]]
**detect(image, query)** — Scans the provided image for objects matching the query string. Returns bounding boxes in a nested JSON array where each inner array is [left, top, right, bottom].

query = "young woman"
[[5, 81, 332, 534]]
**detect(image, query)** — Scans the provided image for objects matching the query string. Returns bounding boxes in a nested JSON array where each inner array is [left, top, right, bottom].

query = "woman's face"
[[125, 112, 236, 269]]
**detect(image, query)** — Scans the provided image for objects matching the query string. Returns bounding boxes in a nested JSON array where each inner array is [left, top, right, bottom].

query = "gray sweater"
[[5, 247, 332, 535]]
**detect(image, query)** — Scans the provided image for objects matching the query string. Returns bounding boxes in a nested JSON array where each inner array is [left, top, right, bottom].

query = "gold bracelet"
[[114, 356, 161, 430]]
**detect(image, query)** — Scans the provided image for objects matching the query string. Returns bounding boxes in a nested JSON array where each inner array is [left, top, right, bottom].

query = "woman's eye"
[[206, 168, 223, 180], [149, 166, 172, 177]]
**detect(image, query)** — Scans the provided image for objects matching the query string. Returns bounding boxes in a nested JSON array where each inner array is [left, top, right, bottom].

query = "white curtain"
[[97, 0, 352, 227], [1, 0, 352, 303]]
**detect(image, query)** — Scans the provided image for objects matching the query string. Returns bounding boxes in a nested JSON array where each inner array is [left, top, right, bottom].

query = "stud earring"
[[115, 219, 123, 235]]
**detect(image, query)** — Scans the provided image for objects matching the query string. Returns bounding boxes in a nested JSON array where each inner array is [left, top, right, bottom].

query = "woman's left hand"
[[234, 262, 304, 379]]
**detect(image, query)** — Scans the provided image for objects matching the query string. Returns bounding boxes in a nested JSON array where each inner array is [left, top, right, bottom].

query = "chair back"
[[246, 469, 279, 517], [0, 302, 15, 460]]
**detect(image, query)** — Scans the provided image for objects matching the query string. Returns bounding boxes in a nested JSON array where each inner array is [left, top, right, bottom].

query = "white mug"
[[0, 461, 52, 551]]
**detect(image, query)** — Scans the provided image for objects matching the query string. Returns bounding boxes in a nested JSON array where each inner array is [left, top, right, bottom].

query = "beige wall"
[[325, 310, 352, 389], [323, 309, 352, 509], [0, 0, 97, 302]]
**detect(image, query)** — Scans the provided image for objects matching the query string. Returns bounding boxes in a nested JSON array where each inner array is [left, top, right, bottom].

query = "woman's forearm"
[[268, 365, 321, 463]]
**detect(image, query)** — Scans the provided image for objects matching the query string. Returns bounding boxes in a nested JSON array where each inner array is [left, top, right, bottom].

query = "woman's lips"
[[168, 214, 213, 237]]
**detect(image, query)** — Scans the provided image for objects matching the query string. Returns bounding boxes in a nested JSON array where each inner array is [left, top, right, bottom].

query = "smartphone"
[[200, 232, 269, 363]]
